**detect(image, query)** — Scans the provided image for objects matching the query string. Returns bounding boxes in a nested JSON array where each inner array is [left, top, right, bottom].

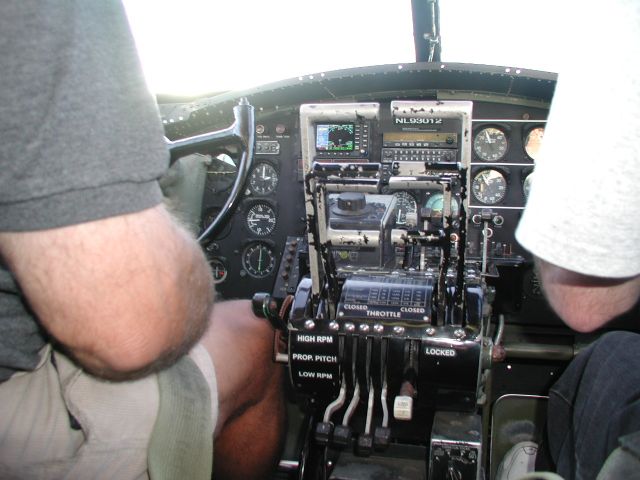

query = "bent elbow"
[[69, 329, 172, 379], [70, 306, 212, 380]]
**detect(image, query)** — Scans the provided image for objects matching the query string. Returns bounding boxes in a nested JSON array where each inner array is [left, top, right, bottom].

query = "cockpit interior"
[[130, 1, 638, 478]]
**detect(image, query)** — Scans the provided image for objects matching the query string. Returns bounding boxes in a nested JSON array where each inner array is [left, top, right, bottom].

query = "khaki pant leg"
[[0, 346, 159, 480]]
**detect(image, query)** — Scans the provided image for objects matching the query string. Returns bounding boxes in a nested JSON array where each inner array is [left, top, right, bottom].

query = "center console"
[[254, 101, 495, 479]]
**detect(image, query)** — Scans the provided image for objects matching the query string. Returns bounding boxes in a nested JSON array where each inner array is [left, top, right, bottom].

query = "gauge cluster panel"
[[467, 119, 545, 270], [173, 95, 548, 301], [197, 112, 307, 299]]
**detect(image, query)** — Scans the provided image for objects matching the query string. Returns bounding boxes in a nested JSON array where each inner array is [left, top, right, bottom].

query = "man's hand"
[[0, 204, 214, 379], [536, 258, 640, 332]]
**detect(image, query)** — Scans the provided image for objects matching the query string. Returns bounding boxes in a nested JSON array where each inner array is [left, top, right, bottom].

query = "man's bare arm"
[[536, 258, 640, 332], [0, 204, 214, 379]]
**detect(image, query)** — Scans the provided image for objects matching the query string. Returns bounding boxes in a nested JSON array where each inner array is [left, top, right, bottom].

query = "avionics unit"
[[315, 122, 371, 159]]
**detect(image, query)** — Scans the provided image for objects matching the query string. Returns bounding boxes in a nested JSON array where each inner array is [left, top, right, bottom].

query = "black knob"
[[356, 433, 373, 456], [251, 292, 284, 329], [332, 425, 352, 447], [315, 422, 333, 445], [374, 426, 391, 451], [337, 192, 366, 212]]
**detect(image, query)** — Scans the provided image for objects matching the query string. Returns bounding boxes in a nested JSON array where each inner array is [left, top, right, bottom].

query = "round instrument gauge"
[[249, 163, 278, 195], [472, 169, 508, 205], [524, 127, 545, 160], [246, 202, 277, 236], [474, 127, 508, 161], [208, 258, 228, 284], [242, 242, 276, 278], [201, 207, 233, 239], [206, 153, 237, 193], [523, 172, 534, 201], [392, 191, 418, 227], [424, 193, 460, 217]]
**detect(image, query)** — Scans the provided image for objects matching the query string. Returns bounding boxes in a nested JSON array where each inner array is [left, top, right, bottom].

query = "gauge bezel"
[[471, 168, 508, 205], [245, 201, 277, 236], [205, 152, 239, 194], [521, 168, 534, 201], [473, 125, 509, 162], [201, 207, 233, 240], [248, 161, 279, 196], [241, 242, 276, 278], [523, 125, 545, 161], [391, 191, 418, 227], [423, 191, 460, 217], [208, 257, 228, 284]]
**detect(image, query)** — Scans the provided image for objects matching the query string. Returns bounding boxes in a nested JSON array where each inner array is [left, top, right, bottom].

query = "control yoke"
[[165, 98, 255, 241]]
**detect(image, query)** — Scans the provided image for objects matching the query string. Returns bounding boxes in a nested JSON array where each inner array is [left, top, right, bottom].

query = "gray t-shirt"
[[0, 1, 169, 381]]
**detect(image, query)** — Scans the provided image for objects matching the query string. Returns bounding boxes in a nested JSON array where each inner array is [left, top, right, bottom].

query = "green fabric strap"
[[148, 355, 213, 480]]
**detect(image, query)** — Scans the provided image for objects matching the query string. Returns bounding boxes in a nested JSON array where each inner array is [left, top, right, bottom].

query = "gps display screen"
[[316, 123, 355, 151]]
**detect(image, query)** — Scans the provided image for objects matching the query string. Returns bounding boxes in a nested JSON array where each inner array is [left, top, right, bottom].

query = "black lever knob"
[[374, 426, 391, 451], [251, 292, 284, 329], [337, 192, 366, 212], [332, 425, 352, 447], [314, 422, 333, 446], [356, 433, 373, 456]]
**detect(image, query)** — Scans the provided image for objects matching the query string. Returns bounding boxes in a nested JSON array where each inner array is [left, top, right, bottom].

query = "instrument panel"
[[159, 63, 557, 323], [199, 111, 545, 296]]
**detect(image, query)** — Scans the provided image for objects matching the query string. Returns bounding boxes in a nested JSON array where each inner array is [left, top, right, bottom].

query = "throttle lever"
[[252, 292, 287, 330]]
